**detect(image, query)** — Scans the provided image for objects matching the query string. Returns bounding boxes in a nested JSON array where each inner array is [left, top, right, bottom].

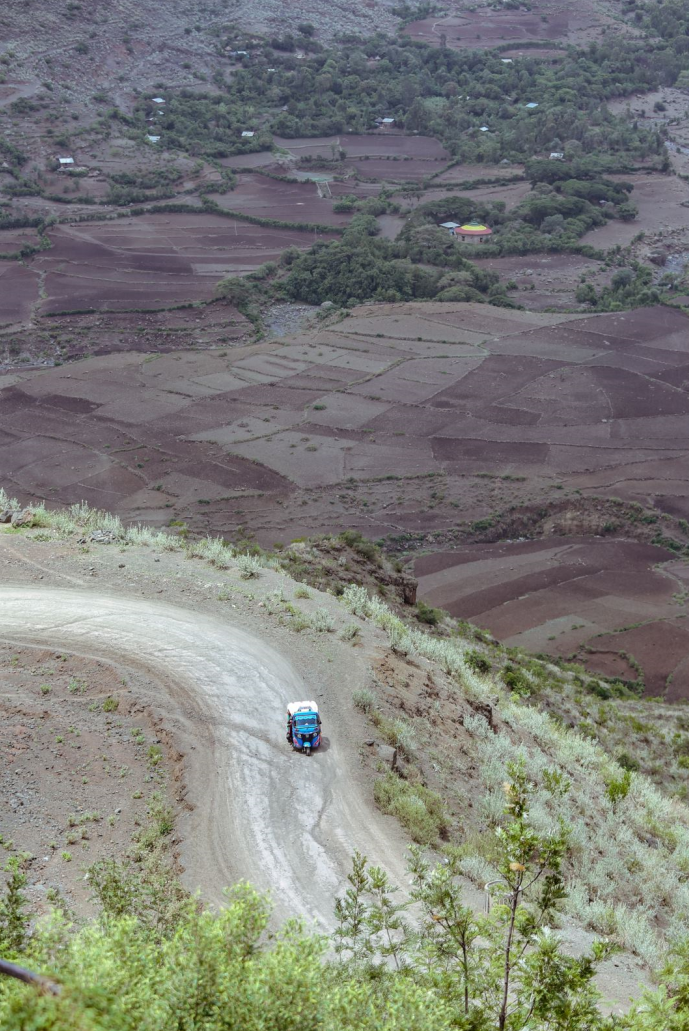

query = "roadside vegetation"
[[3, 752, 689, 1030]]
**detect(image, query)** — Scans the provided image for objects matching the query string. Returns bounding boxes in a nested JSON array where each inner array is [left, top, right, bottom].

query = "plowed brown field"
[[3, 300, 689, 692]]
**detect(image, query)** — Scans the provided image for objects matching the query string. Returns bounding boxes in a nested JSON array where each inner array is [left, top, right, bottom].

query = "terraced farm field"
[[3, 299, 689, 694]]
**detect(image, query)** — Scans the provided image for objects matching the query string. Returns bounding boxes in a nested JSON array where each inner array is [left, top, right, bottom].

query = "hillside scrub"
[[576, 264, 661, 311], [4, 491, 689, 968], [3, 767, 689, 1030], [0, 490, 273, 571], [341, 583, 689, 967]]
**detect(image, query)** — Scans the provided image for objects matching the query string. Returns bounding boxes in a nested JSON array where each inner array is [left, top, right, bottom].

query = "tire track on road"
[[0, 586, 408, 929]]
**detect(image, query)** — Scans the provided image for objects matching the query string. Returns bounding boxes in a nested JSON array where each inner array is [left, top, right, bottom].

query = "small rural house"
[[58, 157, 74, 166], [549, 151, 564, 160], [479, 126, 490, 132], [525, 102, 539, 109], [152, 97, 165, 104], [241, 130, 255, 137], [146, 134, 160, 143], [454, 222, 493, 243], [439, 221, 460, 235]]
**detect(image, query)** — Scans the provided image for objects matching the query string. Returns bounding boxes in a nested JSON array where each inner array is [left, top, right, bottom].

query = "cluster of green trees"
[[406, 172, 637, 257], [131, 93, 272, 158], [109, 167, 183, 190], [636, 0, 689, 52], [205, 31, 670, 166], [280, 213, 513, 306], [106, 184, 178, 206], [120, 20, 684, 168], [332, 193, 400, 217], [576, 264, 661, 310], [1, 760, 688, 1030], [0, 137, 26, 169]]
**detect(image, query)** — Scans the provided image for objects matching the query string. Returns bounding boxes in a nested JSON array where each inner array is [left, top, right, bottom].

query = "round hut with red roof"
[[454, 221, 493, 243]]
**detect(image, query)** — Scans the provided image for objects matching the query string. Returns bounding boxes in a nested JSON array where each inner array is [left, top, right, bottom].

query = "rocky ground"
[[0, 642, 178, 917]]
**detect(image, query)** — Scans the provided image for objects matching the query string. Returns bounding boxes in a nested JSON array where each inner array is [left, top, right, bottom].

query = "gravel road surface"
[[0, 586, 408, 928]]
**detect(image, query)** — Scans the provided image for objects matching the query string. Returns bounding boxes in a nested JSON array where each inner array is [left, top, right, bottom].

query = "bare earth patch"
[[0, 643, 177, 916], [404, 0, 636, 51]]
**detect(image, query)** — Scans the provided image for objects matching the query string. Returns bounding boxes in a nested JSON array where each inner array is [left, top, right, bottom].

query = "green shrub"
[[148, 745, 163, 767], [236, 554, 262, 579], [605, 768, 632, 806], [340, 623, 361, 641], [415, 600, 444, 626], [465, 649, 492, 675], [353, 688, 375, 712], [502, 664, 531, 696], [373, 772, 447, 845], [339, 529, 381, 564], [309, 608, 335, 632]]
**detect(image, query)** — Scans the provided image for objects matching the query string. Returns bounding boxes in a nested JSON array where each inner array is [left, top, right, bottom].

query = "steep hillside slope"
[[2, 490, 689, 1001]]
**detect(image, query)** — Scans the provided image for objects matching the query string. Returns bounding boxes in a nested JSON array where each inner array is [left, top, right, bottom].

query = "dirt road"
[[0, 586, 409, 928]]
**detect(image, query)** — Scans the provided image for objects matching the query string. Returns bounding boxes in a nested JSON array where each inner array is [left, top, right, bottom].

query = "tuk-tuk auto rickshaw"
[[286, 700, 321, 754]]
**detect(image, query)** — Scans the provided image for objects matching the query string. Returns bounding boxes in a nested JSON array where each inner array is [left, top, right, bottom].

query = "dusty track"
[[0, 586, 407, 928]]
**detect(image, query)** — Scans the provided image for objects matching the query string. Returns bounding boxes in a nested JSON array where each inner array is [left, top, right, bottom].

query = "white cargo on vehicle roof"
[[288, 700, 319, 716]]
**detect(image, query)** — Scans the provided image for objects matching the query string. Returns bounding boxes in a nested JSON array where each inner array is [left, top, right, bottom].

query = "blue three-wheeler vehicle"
[[286, 700, 322, 755]]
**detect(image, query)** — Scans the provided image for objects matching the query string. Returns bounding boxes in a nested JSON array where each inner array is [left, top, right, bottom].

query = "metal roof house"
[[58, 157, 74, 165], [241, 130, 255, 137]]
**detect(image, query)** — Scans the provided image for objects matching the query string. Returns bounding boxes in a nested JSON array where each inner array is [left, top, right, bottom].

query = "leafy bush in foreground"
[[5, 763, 688, 1030]]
